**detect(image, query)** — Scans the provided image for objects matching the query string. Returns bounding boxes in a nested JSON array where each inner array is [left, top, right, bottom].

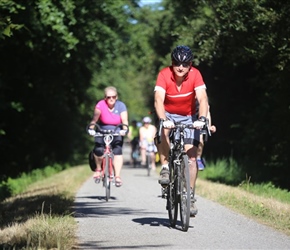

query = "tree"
[[0, 0, 149, 179], [159, 0, 290, 188]]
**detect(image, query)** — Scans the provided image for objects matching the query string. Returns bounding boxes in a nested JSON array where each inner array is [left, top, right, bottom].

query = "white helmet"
[[142, 116, 152, 123]]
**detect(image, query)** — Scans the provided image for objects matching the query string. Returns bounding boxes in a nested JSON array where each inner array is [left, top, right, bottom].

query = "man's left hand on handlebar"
[[193, 116, 207, 129], [193, 121, 205, 129]]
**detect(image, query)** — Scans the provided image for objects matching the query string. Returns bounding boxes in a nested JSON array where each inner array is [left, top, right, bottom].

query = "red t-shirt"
[[155, 66, 206, 115]]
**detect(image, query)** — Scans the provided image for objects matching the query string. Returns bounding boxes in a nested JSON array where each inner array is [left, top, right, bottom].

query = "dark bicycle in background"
[[131, 137, 140, 168]]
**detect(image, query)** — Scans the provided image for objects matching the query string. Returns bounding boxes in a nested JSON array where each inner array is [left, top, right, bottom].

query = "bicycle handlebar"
[[156, 119, 211, 144], [87, 123, 129, 136]]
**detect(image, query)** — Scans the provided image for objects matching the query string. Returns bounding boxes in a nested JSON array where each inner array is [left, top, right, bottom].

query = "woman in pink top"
[[88, 86, 128, 187]]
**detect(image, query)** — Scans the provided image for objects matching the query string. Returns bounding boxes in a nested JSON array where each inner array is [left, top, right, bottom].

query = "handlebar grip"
[[157, 119, 164, 144]]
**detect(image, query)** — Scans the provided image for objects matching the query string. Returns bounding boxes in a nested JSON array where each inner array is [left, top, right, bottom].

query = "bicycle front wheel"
[[103, 154, 111, 202], [167, 162, 178, 227], [179, 154, 191, 231]]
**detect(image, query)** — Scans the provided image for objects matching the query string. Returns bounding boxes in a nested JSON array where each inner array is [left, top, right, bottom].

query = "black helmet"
[[171, 45, 193, 63]]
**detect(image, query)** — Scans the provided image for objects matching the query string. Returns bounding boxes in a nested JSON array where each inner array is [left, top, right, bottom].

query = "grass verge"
[[197, 179, 290, 236], [1, 162, 289, 249], [0, 165, 91, 249], [197, 158, 290, 236]]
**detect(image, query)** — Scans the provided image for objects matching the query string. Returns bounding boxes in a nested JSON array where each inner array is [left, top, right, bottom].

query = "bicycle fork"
[[173, 159, 182, 197], [104, 152, 115, 184]]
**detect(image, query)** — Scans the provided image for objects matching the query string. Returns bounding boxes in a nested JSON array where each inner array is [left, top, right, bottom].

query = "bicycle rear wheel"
[[179, 154, 191, 231], [132, 148, 139, 168], [167, 162, 178, 227], [103, 154, 111, 202]]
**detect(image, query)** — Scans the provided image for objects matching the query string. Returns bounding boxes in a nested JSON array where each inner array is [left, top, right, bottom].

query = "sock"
[[161, 164, 169, 170]]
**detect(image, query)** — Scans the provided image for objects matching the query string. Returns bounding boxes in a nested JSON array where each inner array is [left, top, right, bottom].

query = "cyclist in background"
[[195, 100, 217, 170], [87, 86, 128, 187], [127, 120, 140, 164], [139, 116, 157, 170], [154, 45, 209, 216]]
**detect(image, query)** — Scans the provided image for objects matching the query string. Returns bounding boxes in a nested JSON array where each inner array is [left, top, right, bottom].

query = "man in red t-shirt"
[[154, 45, 209, 216]]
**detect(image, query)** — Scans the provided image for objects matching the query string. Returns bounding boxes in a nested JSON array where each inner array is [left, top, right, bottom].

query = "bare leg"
[[185, 145, 198, 189], [157, 128, 171, 185], [150, 152, 156, 170], [93, 154, 103, 181], [158, 128, 170, 165], [197, 135, 204, 159], [94, 154, 103, 171], [113, 155, 123, 177], [140, 147, 146, 165]]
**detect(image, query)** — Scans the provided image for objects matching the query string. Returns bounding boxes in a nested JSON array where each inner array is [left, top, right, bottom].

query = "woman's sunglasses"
[[106, 95, 117, 100]]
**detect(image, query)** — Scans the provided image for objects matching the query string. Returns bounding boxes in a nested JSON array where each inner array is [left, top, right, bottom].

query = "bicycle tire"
[[167, 161, 178, 227], [103, 154, 110, 202], [179, 154, 191, 231], [132, 148, 139, 168], [146, 153, 151, 176]]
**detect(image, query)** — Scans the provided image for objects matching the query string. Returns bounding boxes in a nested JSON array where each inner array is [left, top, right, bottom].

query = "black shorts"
[[93, 135, 124, 156]]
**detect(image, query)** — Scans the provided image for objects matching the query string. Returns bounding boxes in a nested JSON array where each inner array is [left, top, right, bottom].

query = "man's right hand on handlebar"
[[163, 120, 175, 128], [119, 130, 128, 136], [88, 128, 96, 136]]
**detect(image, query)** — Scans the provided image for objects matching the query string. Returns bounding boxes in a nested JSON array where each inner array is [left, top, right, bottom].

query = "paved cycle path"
[[74, 144, 290, 249]]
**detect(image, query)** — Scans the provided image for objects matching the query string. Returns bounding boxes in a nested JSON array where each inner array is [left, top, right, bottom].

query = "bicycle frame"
[[158, 121, 194, 232], [88, 123, 129, 202], [168, 124, 191, 231], [157, 119, 211, 231], [101, 134, 115, 201]]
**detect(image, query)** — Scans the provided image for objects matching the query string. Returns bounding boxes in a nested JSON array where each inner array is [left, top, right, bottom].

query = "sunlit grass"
[[0, 214, 76, 250], [239, 180, 290, 203], [0, 165, 91, 249], [1, 159, 290, 249], [198, 159, 290, 236]]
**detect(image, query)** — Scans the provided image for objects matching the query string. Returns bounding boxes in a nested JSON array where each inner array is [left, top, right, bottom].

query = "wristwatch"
[[199, 116, 207, 122]]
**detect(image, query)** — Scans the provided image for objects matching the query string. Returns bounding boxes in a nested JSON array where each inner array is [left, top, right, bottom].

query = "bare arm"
[[89, 108, 101, 129], [139, 127, 145, 144], [154, 90, 167, 120], [207, 106, 212, 126], [195, 88, 209, 119], [120, 111, 128, 130], [207, 106, 217, 133]]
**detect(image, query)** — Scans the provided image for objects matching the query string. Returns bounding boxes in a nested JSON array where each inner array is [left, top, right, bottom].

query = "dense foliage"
[[1, 0, 290, 190]]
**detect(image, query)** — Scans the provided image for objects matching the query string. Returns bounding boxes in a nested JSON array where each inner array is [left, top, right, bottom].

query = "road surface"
[[74, 144, 290, 249]]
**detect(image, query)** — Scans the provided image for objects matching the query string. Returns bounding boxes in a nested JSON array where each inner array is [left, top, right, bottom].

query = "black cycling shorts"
[[93, 135, 124, 156]]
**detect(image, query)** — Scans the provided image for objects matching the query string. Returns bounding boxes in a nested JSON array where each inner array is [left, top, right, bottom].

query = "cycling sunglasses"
[[172, 61, 191, 68], [106, 95, 117, 100]]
